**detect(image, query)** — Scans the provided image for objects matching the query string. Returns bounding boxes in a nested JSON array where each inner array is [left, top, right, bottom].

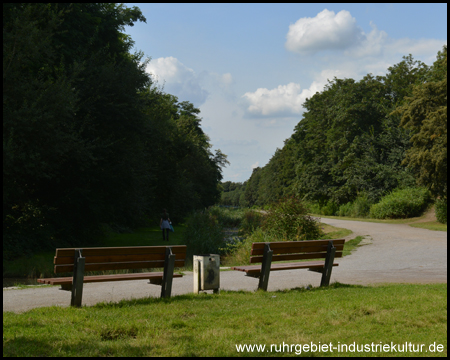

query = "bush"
[[337, 202, 353, 217], [182, 210, 225, 258], [352, 194, 373, 217], [321, 201, 339, 216], [435, 198, 447, 224], [263, 196, 322, 240], [369, 187, 432, 219], [240, 210, 265, 235], [221, 227, 279, 266], [208, 206, 243, 227]]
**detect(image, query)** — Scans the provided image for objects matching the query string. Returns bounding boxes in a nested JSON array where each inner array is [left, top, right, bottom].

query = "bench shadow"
[[92, 292, 217, 309], [272, 281, 368, 294]]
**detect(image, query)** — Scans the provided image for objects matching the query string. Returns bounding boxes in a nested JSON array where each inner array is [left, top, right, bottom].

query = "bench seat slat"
[[232, 260, 338, 275], [250, 251, 343, 263], [55, 259, 185, 273], [251, 239, 345, 256], [56, 245, 187, 258], [37, 272, 183, 286]]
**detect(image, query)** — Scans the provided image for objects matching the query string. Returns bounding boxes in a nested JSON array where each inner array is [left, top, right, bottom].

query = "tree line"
[[3, 3, 228, 260], [221, 46, 447, 215]]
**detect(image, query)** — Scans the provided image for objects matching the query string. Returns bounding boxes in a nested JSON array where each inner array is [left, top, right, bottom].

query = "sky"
[[124, 3, 447, 183]]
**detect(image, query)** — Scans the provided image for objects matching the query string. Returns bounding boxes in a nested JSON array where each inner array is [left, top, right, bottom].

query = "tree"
[[3, 3, 227, 260], [239, 53, 433, 210], [396, 46, 447, 200]]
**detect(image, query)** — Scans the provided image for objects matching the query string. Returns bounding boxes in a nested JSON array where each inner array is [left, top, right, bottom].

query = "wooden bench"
[[37, 245, 187, 307], [231, 239, 345, 291]]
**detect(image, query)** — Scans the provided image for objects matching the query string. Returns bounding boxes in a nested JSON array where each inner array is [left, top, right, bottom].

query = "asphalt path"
[[3, 218, 447, 313]]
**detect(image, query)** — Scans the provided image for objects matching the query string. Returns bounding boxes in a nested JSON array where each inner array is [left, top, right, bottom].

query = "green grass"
[[342, 236, 364, 256], [409, 222, 448, 232], [3, 283, 447, 357], [319, 223, 353, 239]]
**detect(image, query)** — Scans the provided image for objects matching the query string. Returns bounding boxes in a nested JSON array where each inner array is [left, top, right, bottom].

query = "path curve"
[[318, 217, 447, 285], [3, 219, 447, 313]]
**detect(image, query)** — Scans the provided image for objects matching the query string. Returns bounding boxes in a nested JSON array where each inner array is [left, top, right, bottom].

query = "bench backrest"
[[53, 245, 187, 274], [250, 239, 345, 264]]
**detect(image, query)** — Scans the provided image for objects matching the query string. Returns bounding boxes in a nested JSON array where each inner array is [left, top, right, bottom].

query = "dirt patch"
[[407, 207, 437, 224]]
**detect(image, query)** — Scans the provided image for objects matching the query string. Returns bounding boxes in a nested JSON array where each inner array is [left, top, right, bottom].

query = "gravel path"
[[3, 219, 447, 313]]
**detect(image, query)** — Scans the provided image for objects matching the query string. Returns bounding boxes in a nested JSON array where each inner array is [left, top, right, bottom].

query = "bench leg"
[[258, 243, 273, 291], [320, 241, 336, 287], [161, 247, 176, 298], [71, 249, 85, 307]]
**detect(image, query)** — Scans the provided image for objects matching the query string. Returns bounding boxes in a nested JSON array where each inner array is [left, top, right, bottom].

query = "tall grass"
[[435, 198, 447, 224]]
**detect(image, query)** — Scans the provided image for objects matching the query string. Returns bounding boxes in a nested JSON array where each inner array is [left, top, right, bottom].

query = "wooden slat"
[[250, 251, 343, 264], [55, 245, 187, 258], [252, 239, 345, 250], [251, 239, 345, 255], [37, 272, 183, 286], [232, 261, 339, 275], [54, 259, 185, 273], [54, 252, 186, 265]]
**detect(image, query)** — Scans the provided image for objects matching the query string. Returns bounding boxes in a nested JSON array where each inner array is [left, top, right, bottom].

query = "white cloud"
[[221, 73, 233, 86], [251, 161, 259, 169], [246, 9, 445, 119], [286, 9, 446, 61], [285, 9, 364, 54], [146, 56, 209, 106], [241, 82, 305, 117]]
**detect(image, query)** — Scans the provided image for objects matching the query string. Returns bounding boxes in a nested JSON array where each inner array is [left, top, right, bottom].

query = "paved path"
[[3, 219, 447, 313]]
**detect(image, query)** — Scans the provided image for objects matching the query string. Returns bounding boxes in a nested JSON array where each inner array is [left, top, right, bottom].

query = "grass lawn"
[[408, 222, 447, 232], [3, 283, 447, 357]]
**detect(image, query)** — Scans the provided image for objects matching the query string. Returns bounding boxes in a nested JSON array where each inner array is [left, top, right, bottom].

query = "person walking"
[[160, 209, 171, 242]]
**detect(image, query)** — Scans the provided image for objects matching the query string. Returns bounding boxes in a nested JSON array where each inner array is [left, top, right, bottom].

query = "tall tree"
[[395, 46, 447, 200]]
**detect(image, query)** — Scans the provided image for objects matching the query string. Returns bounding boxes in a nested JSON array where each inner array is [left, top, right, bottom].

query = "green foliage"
[[238, 51, 444, 213], [369, 187, 432, 219], [240, 210, 265, 235], [182, 210, 225, 258], [263, 196, 322, 240], [219, 181, 247, 207], [396, 46, 447, 200], [3, 3, 227, 261], [337, 194, 374, 218], [435, 198, 447, 224], [208, 206, 243, 227]]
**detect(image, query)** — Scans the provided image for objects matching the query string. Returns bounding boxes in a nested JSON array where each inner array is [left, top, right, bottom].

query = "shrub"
[[337, 202, 353, 217], [263, 196, 322, 240], [321, 200, 339, 216], [435, 198, 447, 224], [182, 210, 224, 257], [240, 210, 265, 235], [208, 206, 243, 227], [369, 187, 432, 219], [351, 194, 373, 217], [221, 227, 279, 266]]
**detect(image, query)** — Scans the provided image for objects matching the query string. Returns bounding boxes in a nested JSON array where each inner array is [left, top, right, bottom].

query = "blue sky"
[[124, 3, 447, 183]]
